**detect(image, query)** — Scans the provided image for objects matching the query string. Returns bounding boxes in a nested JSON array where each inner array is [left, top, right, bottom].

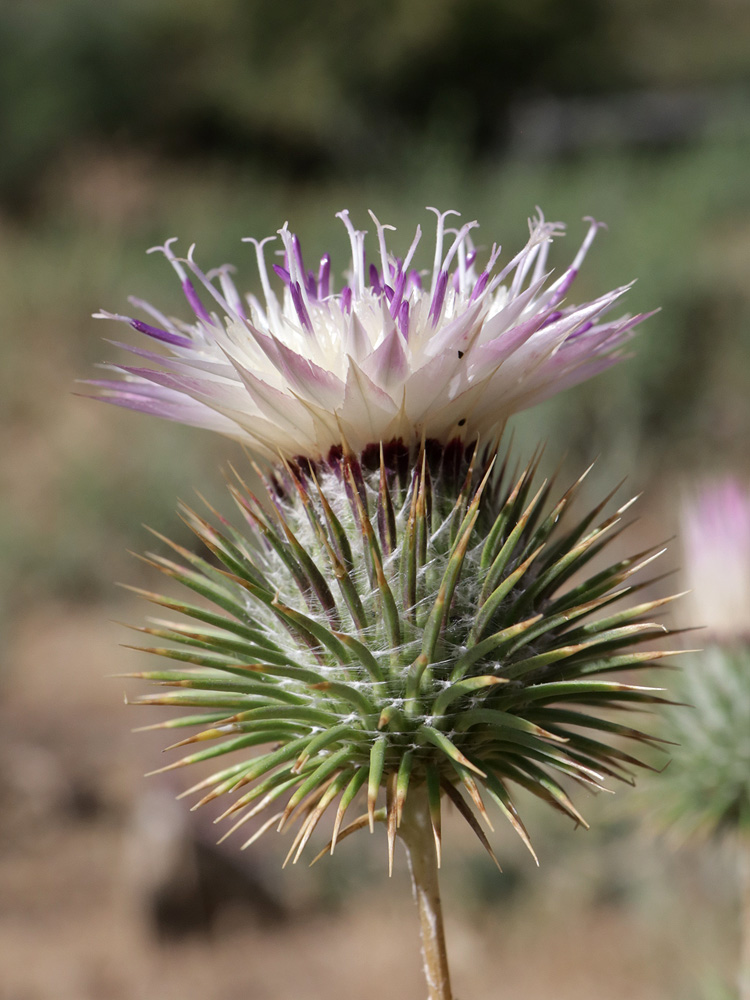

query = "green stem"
[[740, 831, 750, 1000], [398, 784, 453, 1000]]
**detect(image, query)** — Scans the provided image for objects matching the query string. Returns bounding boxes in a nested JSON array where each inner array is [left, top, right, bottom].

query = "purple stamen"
[[406, 269, 422, 293], [383, 285, 394, 303], [470, 271, 490, 302], [131, 319, 193, 349], [291, 234, 305, 274], [568, 320, 594, 339], [289, 233, 316, 298], [290, 282, 313, 333], [540, 310, 563, 329], [389, 270, 406, 319], [273, 264, 291, 285], [429, 270, 449, 325], [369, 263, 383, 295], [318, 254, 331, 299], [397, 300, 410, 339], [547, 268, 577, 308], [182, 279, 212, 324], [340, 286, 352, 314]]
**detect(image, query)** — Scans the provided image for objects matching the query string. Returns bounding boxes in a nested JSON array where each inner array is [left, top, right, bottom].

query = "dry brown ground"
[[0, 602, 735, 1000]]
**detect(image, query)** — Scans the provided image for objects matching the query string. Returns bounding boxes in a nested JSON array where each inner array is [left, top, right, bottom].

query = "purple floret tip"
[[182, 279, 212, 323], [131, 319, 192, 348]]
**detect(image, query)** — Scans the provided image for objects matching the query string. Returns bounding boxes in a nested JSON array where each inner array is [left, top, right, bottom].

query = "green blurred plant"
[[657, 647, 750, 843], [4, 0, 749, 209]]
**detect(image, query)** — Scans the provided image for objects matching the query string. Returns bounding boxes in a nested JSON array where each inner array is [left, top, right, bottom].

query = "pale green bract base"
[[124, 444, 679, 871]]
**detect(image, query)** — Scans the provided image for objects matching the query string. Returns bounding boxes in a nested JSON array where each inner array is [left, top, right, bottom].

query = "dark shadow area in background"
[[2, 0, 749, 214]]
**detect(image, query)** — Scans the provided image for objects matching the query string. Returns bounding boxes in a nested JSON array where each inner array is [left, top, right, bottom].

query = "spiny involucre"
[[123, 443, 679, 871]]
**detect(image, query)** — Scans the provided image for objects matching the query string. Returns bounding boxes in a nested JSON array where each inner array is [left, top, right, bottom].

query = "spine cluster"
[[124, 442, 678, 870]]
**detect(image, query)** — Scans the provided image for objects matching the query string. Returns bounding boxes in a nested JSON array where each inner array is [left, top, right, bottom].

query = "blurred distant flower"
[[652, 479, 750, 999], [87, 208, 648, 461], [683, 481, 750, 643], [654, 479, 750, 841]]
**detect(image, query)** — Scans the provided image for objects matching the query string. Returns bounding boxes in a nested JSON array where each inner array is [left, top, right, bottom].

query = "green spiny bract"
[[123, 441, 678, 872]]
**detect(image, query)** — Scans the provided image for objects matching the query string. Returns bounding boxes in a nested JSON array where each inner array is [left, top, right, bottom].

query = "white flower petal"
[[92, 208, 650, 461]]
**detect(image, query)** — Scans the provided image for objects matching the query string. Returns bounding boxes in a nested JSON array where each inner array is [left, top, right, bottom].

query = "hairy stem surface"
[[399, 784, 453, 1000]]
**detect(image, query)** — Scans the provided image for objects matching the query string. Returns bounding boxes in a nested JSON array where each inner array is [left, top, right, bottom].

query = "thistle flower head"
[[88, 209, 648, 461], [652, 645, 750, 841], [124, 446, 677, 871], [683, 480, 750, 643], [650, 479, 750, 842]]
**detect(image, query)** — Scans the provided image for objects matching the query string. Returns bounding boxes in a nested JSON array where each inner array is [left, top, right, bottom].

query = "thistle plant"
[[654, 481, 750, 999], [87, 209, 676, 1000]]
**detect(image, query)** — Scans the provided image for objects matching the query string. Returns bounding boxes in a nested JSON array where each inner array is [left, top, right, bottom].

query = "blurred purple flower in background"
[[651, 480, 750, 997], [683, 480, 750, 643]]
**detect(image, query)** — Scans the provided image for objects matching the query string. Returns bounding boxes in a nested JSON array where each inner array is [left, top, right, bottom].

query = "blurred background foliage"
[[2, 0, 749, 613], [3, 0, 750, 206], [1, 5, 750, 994]]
